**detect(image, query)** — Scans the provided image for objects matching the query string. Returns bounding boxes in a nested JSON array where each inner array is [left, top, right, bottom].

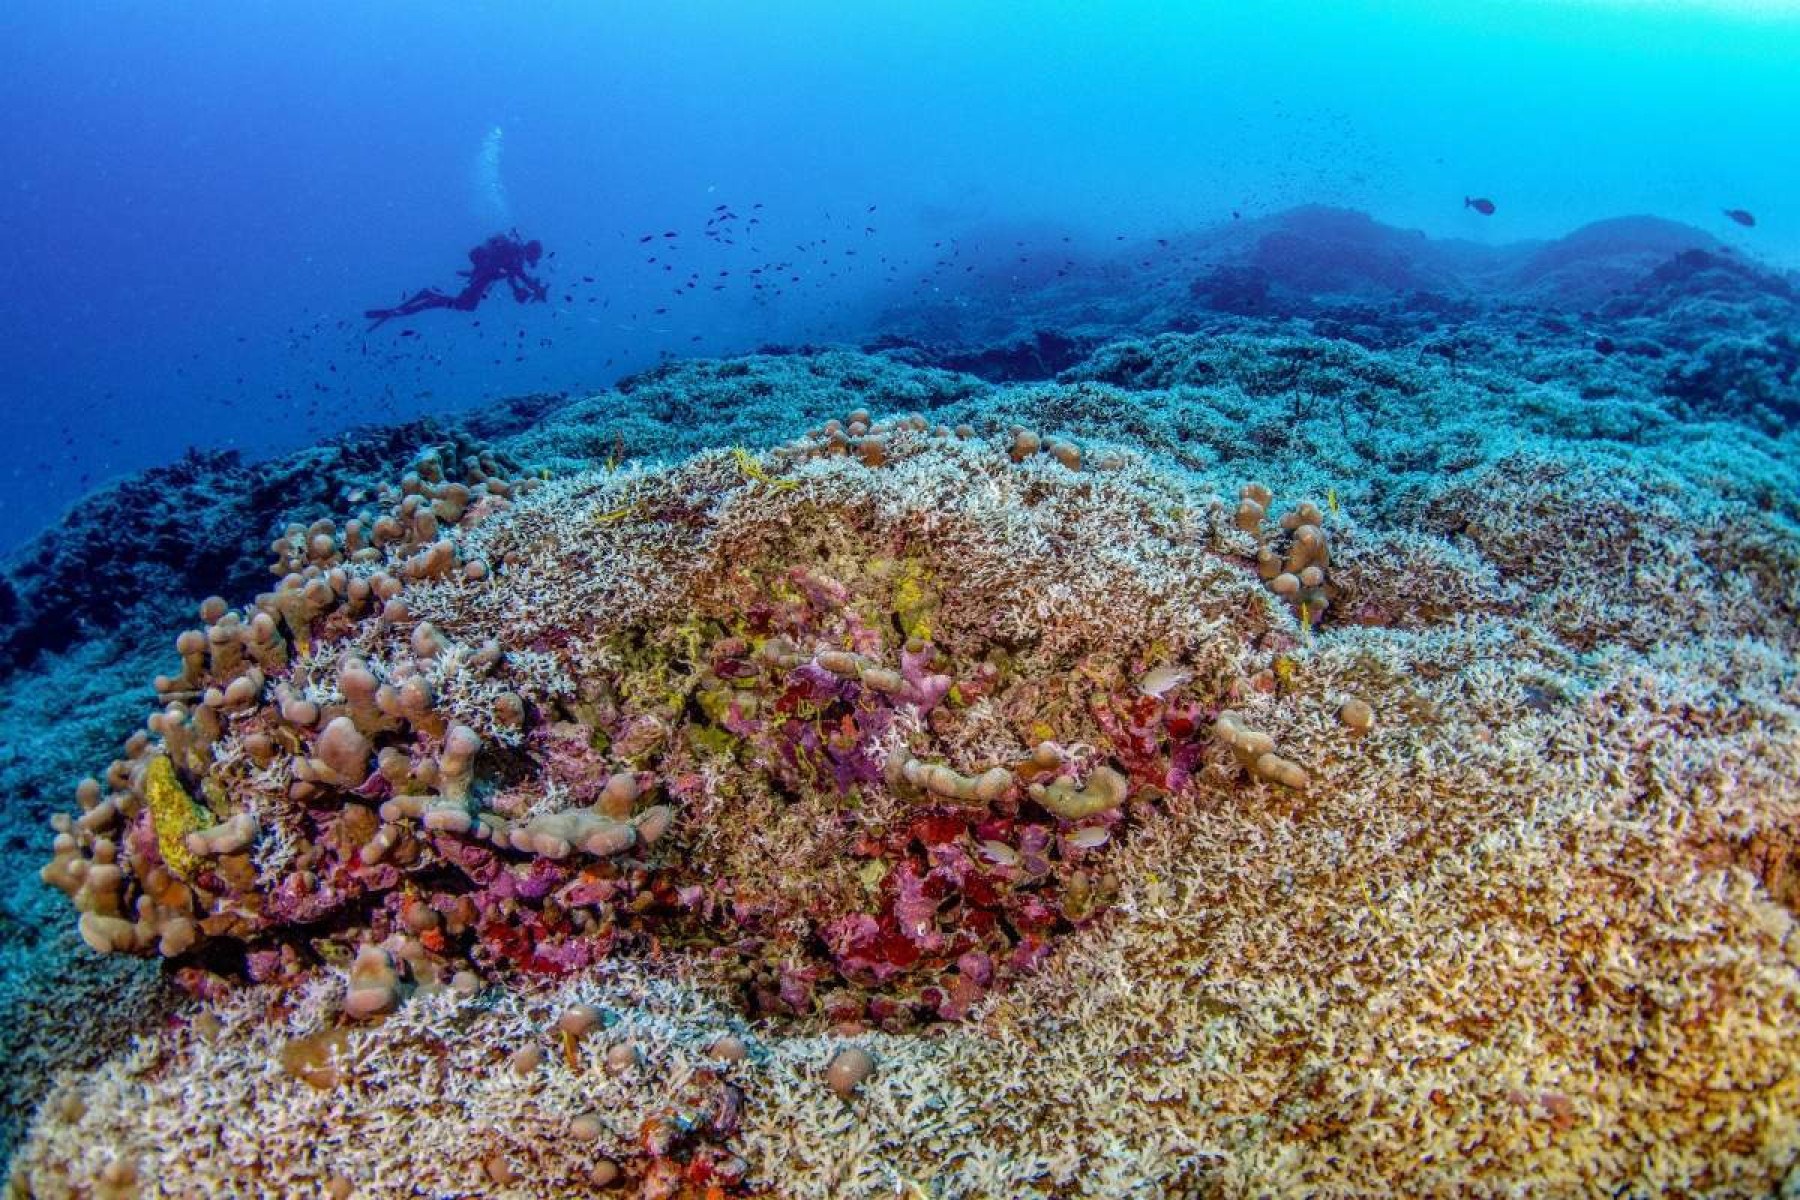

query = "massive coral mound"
[[13, 329, 1800, 1198], [37, 409, 1314, 1034], [18, 594, 1800, 1197]]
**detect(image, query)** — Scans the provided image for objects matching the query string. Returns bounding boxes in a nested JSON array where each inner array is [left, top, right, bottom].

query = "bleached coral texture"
[[10, 325, 1800, 1198]]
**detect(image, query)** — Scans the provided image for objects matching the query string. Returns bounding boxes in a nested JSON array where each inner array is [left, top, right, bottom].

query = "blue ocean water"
[[0, 0, 1795, 553]]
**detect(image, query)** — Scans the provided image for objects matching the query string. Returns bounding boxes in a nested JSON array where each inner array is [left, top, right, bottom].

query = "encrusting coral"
[[141, 756, 209, 883], [14, 330, 1800, 1197]]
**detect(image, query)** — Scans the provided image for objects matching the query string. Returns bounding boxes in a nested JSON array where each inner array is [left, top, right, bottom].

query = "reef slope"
[[2, 213, 1798, 1198]]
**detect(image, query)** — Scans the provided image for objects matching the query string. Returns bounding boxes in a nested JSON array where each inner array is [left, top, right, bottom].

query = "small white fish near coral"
[[1137, 665, 1191, 697], [979, 840, 1021, 866]]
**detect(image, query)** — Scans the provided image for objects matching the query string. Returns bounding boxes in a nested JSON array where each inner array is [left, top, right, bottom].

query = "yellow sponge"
[[144, 755, 210, 880]]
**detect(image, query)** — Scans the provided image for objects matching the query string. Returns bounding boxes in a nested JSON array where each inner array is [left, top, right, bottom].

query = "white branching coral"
[[15, 335, 1800, 1199]]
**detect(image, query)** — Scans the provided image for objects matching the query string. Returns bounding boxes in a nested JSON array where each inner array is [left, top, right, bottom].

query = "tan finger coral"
[[1213, 709, 1309, 790], [1028, 764, 1130, 819]]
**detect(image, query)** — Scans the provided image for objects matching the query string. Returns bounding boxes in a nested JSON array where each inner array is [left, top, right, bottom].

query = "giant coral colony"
[[40, 412, 1358, 1181]]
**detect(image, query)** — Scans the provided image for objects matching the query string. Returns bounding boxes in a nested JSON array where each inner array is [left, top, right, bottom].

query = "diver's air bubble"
[[474, 125, 510, 226]]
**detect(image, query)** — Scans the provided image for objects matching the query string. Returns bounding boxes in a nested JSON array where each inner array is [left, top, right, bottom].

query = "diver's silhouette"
[[365, 231, 548, 329]]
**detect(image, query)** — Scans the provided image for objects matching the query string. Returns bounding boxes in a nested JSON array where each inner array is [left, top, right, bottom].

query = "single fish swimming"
[[1464, 196, 1496, 215]]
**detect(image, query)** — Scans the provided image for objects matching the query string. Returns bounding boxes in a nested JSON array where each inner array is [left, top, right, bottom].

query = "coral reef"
[[38, 408, 1316, 1043], [4, 211, 1800, 1197]]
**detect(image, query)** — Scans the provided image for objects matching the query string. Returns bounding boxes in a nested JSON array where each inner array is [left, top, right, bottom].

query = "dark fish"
[[1723, 208, 1756, 227], [1464, 196, 1496, 215]]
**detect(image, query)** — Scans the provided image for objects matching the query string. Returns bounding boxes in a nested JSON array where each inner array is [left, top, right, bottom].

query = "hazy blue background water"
[[0, 0, 1794, 554]]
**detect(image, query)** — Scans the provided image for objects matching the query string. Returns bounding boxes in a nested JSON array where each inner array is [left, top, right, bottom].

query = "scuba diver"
[[365, 230, 548, 329]]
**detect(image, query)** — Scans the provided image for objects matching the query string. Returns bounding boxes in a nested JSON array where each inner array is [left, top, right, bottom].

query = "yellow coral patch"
[[144, 755, 211, 880], [730, 446, 797, 490], [892, 560, 937, 640], [1273, 654, 1298, 689], [858, 859, 890, 893]]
